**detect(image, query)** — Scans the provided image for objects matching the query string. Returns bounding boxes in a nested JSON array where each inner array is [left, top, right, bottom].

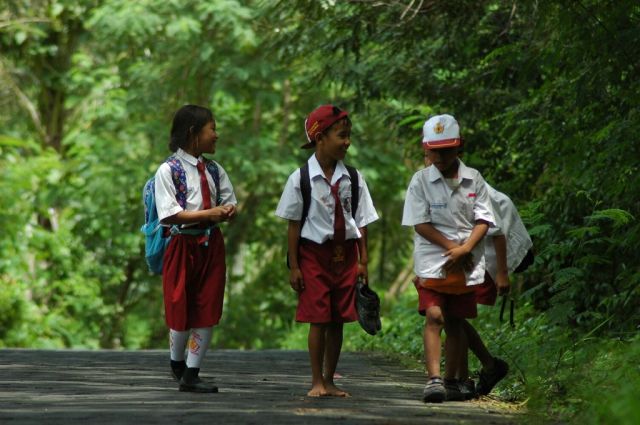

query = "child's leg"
[[443, 316, 465, 380], [179, 327, 217, 393], [457, 321, 470, 380], [185, 327, 213, 369], [169, 329, 189, 380], [308, 323, 328, 397], [323, 322, 349, 397], [454, 325, 476, 399], [461, 319, 494, 370], [462, 319, 509, 395], [424, 306, 445, 378]]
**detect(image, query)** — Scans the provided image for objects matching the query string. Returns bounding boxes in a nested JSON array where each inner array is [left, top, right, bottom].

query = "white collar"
[[427, 159, 474, 183], [307, 153, 349, 185], [176, 148, 201, 167]]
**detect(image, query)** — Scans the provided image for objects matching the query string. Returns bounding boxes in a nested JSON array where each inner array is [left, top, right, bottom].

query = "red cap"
[[301, 104, 349, 149]]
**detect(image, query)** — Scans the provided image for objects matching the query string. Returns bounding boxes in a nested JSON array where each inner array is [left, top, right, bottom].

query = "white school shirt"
[[155, 148, 237, 224], [275, 154, 379, 244], [401, 160, 496, 285], [484, 183, 533, 279]]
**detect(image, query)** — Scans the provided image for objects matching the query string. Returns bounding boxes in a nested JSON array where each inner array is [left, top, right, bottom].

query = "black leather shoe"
[[179, 368, 218, 393], [170, 360, 186, 382], [477, 357, 509, 396], [355, 279, 382, 335]]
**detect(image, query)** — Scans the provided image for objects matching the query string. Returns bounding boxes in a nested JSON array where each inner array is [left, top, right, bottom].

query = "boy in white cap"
[[420, 143, 532, 399], [275, 105, 378, 397], [402, 114, 495, 402]]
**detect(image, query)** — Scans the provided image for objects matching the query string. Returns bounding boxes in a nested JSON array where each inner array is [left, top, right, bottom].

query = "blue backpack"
[[142, 155, 221, 274]]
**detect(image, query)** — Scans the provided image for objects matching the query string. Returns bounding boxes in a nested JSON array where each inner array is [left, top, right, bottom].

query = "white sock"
[[169, 329, 189, 361], [186, 327, 213, 369]]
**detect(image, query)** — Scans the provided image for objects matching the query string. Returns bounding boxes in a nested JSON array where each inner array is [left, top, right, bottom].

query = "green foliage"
[[266, 0, 640, 335], [1, 1, 639, 421], [351, 296, 640, 424]]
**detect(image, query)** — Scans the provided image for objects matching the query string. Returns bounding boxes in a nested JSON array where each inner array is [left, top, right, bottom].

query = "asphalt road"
[[0, 349, 518, 424]]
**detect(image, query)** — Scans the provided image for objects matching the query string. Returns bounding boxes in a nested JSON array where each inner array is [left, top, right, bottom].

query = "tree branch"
[[0, 58, 47, 145]]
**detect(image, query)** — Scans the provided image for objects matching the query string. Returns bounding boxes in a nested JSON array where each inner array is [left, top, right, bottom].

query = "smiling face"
[[425, 146, 459, 177], [316, 118, 351, 162], [195, 120, 218, 155]]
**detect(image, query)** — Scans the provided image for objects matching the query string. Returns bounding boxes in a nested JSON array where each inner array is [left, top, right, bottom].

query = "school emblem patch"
[[434, 122, 445, 134]]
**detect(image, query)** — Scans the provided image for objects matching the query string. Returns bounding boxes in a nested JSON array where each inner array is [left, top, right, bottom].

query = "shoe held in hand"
[[355, 278, 382, 336]]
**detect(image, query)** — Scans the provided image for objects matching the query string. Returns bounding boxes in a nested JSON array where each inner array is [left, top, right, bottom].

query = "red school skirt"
[[162, 227, 226, 331], [474, 272, 498, 306], [296, 239, 359, 324]]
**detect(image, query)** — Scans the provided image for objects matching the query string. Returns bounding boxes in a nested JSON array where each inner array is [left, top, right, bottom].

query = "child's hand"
[[289, 268, 304, 292], [204, 206, 230, 222], [357, 263, 368, 284], [222, 204, 237, 220], [443, 247, 472, 272], [495, 270, 510, 295]]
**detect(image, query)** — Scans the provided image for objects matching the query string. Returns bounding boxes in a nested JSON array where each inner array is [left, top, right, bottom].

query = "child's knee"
[[426, 307, 445, 327]]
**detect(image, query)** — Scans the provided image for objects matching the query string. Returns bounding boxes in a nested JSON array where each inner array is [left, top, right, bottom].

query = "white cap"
[[422, 114, 461, 149]]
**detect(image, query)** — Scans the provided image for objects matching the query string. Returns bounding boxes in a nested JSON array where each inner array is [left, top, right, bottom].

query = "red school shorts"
[[296, 239, 359, 324], [414, 281, 478, 319], [475, 272, 498, 306], [162, 227, 226, 331]]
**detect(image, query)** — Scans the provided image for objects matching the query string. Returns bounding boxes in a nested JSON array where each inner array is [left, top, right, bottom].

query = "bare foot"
[[325, 383, 350, 397], [307, 383, 328, 397]]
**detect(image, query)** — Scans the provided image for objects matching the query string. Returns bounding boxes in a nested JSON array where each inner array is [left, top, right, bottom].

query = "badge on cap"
[[434, 122, 445, 134]]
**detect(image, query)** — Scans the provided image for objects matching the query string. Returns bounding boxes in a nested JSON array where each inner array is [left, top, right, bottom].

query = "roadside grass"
[[337, 290, 640, 424]]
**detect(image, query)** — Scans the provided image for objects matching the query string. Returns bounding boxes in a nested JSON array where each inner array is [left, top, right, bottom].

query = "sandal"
[[423, 376, 446, 403]]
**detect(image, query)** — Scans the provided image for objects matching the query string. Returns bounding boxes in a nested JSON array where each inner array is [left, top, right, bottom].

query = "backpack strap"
[[204, 158, 222, 206], [345, 165, 359, 220], [298, 163, 359, 232], [299, 163, 311, 232], [163, 156, 221, 210], [165, 156, 187, 209], [143, 178, 156, 224]]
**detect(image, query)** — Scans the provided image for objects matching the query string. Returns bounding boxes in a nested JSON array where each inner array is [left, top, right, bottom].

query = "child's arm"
[[415, 223, 469, 272], [287, 220, 304, 292], [414, 223, 460, 251], [444, 220, 490, 265], [492, 234, 510, 295], [416, 221, 490, 271], [357, 226, 369, 283], [161, 206, 233, 225]]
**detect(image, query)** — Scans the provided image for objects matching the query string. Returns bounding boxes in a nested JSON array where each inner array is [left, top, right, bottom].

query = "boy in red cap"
[[402, 114, 495, 403], [276, 104, 378, 397]]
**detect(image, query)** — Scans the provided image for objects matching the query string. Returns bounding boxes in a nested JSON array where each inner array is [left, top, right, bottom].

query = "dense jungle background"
[[1, 1, 639, 423]]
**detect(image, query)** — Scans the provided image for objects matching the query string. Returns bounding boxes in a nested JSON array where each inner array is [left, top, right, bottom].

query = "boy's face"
[[317, 119, 351, 161], [424, 152, 433, 167], [425, 147, 459, 175], [196, 120, 218, 154]]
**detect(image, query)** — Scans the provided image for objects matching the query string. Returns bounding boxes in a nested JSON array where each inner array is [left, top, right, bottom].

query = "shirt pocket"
[[455, 189, 477, 220], [311, 185, 333, 215], [458, 198, 475, 219], [428, 200, 449, 223]]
